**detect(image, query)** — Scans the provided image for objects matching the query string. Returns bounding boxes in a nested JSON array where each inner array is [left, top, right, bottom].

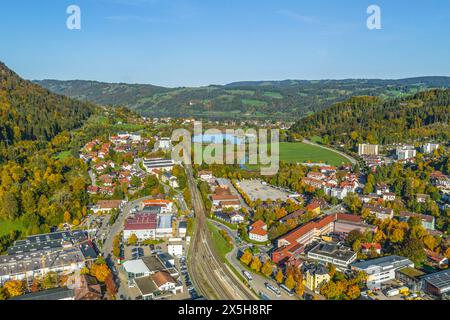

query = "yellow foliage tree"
[[261, 260, 273, 277], [275, 269, 284, 284], [90, 263, 111, 282], [250, 257, 262, 273], [285, 274, 296, 290], [240, 250, 252, 266], [4, 280, 25, 297]]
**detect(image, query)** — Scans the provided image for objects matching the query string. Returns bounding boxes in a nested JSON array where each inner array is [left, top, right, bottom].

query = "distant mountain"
[[0, 62, 94, 148], [35, 77, 450, 120], [290, 89, 450, 145]]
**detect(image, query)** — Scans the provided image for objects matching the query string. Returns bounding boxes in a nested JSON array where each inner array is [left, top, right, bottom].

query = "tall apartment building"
[[358, 144, 379, 156]]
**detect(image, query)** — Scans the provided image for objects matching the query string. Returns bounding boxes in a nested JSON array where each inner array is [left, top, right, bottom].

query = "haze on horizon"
[[0, 0, 449, 87]]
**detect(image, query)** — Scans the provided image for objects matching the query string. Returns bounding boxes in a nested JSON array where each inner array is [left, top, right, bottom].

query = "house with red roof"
[[248, 220, 268, 242]]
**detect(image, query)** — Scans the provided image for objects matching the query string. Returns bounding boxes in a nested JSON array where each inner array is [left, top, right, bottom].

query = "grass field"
[[197, 141, 349, 167], [247, 142, 350, 168], [278, 142, 349, 166], [54, 150, 72, 160], [206, 220, 232, 263], [0, 220, 25, 236]]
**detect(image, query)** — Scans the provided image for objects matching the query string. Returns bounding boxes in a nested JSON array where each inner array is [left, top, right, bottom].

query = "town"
[[1, 111, 449, 301]]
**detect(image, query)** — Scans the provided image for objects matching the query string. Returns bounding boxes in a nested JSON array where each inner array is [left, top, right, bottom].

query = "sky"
[[0, 0, 449, 87]]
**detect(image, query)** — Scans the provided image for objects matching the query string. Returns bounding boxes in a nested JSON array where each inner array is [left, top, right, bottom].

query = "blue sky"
[[0, 0, 449, 87]]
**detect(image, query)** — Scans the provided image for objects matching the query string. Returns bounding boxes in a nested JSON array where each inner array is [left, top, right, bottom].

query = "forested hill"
[[35, 77, 450, 120], [0, 62, 94, 149], [290, 89, 450, 146]]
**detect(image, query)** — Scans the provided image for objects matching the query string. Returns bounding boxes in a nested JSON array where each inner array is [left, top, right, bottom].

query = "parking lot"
[[237, 179, 293, 202]]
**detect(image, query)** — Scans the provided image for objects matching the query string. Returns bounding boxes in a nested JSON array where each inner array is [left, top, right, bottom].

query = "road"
[[185, 164, 257, 300], [101, 195, 155, 299], [303, 139, 357, 165], [210, 220, 298, 300]]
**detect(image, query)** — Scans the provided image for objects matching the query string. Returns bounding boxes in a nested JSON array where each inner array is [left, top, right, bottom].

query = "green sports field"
[[278, 142, 349, 166]]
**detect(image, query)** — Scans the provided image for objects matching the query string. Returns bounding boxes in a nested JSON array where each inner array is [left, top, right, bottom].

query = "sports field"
[[278, 142, 349, 166]]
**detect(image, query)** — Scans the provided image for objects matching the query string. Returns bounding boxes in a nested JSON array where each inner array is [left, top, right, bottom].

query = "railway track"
[[185, 165, 257, 300]]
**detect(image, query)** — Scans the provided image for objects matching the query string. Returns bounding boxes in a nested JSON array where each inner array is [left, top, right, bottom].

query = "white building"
[[396, 146, 417, 160], [422, 143, 439, 154], [168, 243, 184, 257], [358, 144, 379, 156], [351, 255, 414, 289], [123, 213, 157, 241], [143, 158, 175, 173]]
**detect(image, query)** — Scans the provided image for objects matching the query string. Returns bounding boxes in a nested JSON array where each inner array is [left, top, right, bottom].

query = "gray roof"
[[422, 269, 450, 292], [308, 243, 356, 262], [11, 287, 74, 300], [134, 276, 158, 296], [351, 255, 413, 271]]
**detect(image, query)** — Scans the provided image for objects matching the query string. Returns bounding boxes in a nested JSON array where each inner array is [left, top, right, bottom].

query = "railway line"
[[185, 164, 257, 300]]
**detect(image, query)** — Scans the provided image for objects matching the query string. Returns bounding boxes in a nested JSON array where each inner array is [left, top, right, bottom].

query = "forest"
[[290, 89, 450, 148], [36, 77, 450, 120]]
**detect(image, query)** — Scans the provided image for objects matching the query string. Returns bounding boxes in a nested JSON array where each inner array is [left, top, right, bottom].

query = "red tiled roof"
[[249, 227, 267, 237], [124, 213, 157, 230], [251, 220, 266, 229], [336, 213, 362, 223]]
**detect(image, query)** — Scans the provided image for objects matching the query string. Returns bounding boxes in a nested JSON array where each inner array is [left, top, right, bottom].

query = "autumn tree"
[[90, 263, 111, 282], [261, 260, 273, 277], [250, 256, 262, 273], [295, 280, 305, 297], [346, 284, 361, 300], [240, 250, 253, 266], [3, 280, 25, 297], [275, 269, 284, 284], [128, 234, 138, 246], [285, 274, 296, 290]]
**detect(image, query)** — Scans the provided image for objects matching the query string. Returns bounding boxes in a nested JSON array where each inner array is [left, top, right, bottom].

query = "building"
[[0, 231, 96, 284], [122, 259, 152, 280], [421, 143, 439, 154], [156, 214, 174, 239], [248, 220, 268, 243], [351, 255, 414, 289], [361, 243, 382, 255], [303, 263, 330, 293], [211, 187, 241, 209], [358, 144, 379, 156], [307, 243, 357, 270], [416, 193, 430, 203], [168, 242, 184, 257], [396, 146, 417, 160], [11, 287, 75, 300], [92, 200, 124, 213], [421, 269, 450, 298], [161, 172, 179, 189], [214, 211, 245, 224], [398, 211, 435, 230], [154, 138, 172, 151], [363, 204, 394, 221], [198, 170, 213, 181], [73, 274, 104, 300], [143, 158, 175, 173], [272, 213, 376, 264], [134, 271, 182, 300], [142, 199, 173, 214], [395, 267, 425, 291], [178, 221, 187, 238], [123, 213, 157, 241], [334, 213, 377, 234]]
